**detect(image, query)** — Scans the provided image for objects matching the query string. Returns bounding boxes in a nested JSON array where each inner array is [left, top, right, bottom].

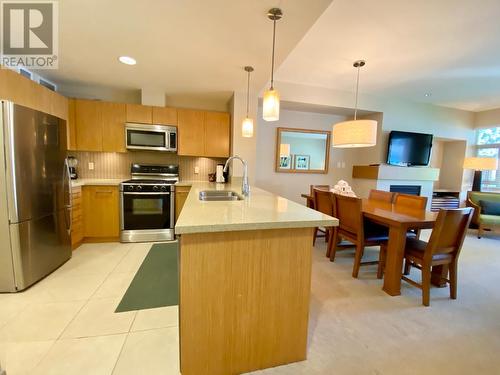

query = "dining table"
[[302, 192, 442, 296]]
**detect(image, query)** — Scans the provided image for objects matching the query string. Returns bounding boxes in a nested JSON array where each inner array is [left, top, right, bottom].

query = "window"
[[476, 126, 500, 190]]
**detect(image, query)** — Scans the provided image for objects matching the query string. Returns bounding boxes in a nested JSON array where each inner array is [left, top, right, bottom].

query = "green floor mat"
[[115, 242, 179, 312]]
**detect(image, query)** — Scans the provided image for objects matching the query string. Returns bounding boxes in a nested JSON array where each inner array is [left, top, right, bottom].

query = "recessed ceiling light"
[[118, 56, 136, 65], [424, 93, 432, 97]]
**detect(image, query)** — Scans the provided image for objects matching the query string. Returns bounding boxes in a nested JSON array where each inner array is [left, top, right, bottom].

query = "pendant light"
[[263, 8, 283, 122], [242, 66, 254, 138], [332, 60, 377, 148]]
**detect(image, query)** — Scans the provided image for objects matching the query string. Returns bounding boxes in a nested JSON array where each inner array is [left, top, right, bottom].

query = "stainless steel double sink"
[[199, 190, 243, 201]]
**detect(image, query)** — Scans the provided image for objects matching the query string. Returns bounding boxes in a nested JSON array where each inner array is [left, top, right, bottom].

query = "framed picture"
[[294, 155, 310, 170], [279, 155, 291, 169]]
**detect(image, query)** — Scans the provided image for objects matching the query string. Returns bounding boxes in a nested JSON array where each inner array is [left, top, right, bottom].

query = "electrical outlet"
[[194, 166, 199, 174], [88, 162, 94, 170]]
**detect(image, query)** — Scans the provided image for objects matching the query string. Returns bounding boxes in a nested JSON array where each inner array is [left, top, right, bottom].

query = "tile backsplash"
[[69, 151, 227, 181]]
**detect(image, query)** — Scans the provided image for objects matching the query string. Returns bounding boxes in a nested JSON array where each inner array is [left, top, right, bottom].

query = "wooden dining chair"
[[394, 193, 428, 239], [328, 194, 388, 278], [378, 207, 474, 306], [393, 193, 428, 209], [311, 185, 331, 245], [368, 189, 394, 203], [312, 188, 335, 249]]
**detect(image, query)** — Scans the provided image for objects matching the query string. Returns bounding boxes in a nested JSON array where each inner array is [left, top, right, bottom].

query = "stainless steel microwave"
[[125, 123, 177, 152]]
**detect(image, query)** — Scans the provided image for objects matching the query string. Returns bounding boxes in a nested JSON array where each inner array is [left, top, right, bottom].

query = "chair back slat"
[[333, 194, 363, 238], [368, 189, 394, 203], [394, 193, 428, 210], [313, 188, 334, 216], [309, 185, 330, 196], [427, 208, 474, 258]]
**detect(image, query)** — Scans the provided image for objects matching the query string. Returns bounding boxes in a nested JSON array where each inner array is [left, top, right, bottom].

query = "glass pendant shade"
[[332, 120, 377, 148], [242, 117, 254, 138], [263, 88, 280, 121]]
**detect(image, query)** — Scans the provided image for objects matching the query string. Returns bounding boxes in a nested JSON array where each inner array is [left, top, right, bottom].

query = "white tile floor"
[[0, 242, 180, 375]]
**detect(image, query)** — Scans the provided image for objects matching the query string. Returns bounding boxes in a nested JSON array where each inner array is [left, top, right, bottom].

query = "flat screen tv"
[[386, 131, 433, 166]]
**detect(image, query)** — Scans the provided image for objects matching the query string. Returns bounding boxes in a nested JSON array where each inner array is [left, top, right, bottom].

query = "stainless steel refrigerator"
[[0, 101, 72, 292]]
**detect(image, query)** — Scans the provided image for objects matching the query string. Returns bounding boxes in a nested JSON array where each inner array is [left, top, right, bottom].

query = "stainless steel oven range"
[[120, 164, 179, 243]]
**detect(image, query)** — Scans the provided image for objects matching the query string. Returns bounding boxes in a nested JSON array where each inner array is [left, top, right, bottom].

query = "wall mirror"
[[275, 127, 331, 174]]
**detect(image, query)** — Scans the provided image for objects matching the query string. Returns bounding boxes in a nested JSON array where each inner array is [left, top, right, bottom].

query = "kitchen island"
[[175, 181, 337, 375]]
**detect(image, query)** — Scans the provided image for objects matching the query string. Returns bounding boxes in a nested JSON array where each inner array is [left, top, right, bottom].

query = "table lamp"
[[463, 157, 498, 191]]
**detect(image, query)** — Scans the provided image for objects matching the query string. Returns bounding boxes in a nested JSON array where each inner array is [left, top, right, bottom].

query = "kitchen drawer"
[[72, 202, 82, 213], [72, 194, 82, 206], [71, 222, 83, 247], [72, 189, 81, 198], [72, 209, 82, 223]]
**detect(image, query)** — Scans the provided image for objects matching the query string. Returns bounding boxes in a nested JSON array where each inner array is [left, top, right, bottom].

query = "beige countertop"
[[71, 179, 200, 188], [71, 178, 124, 187], [175, 181, 338, 235]]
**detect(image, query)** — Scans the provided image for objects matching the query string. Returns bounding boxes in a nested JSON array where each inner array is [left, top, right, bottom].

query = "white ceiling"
[[275, 0, 500, 112], [36, 0, 332, 106]]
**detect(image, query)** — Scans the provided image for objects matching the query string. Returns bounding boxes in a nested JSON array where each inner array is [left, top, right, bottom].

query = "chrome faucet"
[[224, 155, 250, 196]]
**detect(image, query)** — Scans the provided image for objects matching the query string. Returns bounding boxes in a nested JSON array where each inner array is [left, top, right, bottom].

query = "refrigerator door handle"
[[63, 158, 72, 234]]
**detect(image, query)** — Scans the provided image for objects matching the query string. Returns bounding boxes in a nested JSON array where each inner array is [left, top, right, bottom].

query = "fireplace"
[[390, 185, 422, 196]]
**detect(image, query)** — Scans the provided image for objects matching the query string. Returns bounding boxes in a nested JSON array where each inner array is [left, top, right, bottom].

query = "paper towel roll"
[[216, 164, 225, 183]]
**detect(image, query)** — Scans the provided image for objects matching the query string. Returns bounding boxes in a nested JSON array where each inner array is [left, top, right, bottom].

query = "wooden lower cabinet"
[[180, 227, 313, 375], [82, 185, 120, 240], [175, 185, 191, 220], [71, 186, 83, 249]]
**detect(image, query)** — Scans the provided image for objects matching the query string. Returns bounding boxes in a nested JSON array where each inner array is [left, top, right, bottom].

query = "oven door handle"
[[122, 192, 171, 196]]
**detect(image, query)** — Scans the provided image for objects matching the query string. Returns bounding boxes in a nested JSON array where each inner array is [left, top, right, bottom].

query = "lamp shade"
[[463, 157, 498, 171], [280, 143, 290, 157], [332, 120, 377, 148], [241, 117, 254, 138], [263, 89, 280, 121]]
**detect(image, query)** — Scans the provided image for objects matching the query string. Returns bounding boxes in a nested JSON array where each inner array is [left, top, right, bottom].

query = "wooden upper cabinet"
[[177, 109, 205, 156], [75, 99, 102, 152], [126, 104, 152, 124], [101, 102, 126, 152], [67, 99, 77, 151], [0, 68, 68, 120], [204, 112, 230, 157], [152, 106, 177, 125]]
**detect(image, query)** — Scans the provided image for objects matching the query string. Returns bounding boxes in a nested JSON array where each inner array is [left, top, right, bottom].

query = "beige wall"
[[274, 81, 475, 141], [258, 81, 477, 200], [439, 141, 467, 191], [430, 140, 444, 189], [229, 91, 258, 184], [255, 108, 348, 203], [474, 107, 500, 128]]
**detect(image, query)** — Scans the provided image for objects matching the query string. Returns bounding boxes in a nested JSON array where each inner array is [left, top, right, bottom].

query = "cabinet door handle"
[[95, 190, 114, 194]]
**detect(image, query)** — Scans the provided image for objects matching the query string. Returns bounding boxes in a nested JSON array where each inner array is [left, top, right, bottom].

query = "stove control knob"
[[161, 185, 168, 192], [136, 185, 142, 191], [153, 185, 159, 192], [127, 185, 134, 191]]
